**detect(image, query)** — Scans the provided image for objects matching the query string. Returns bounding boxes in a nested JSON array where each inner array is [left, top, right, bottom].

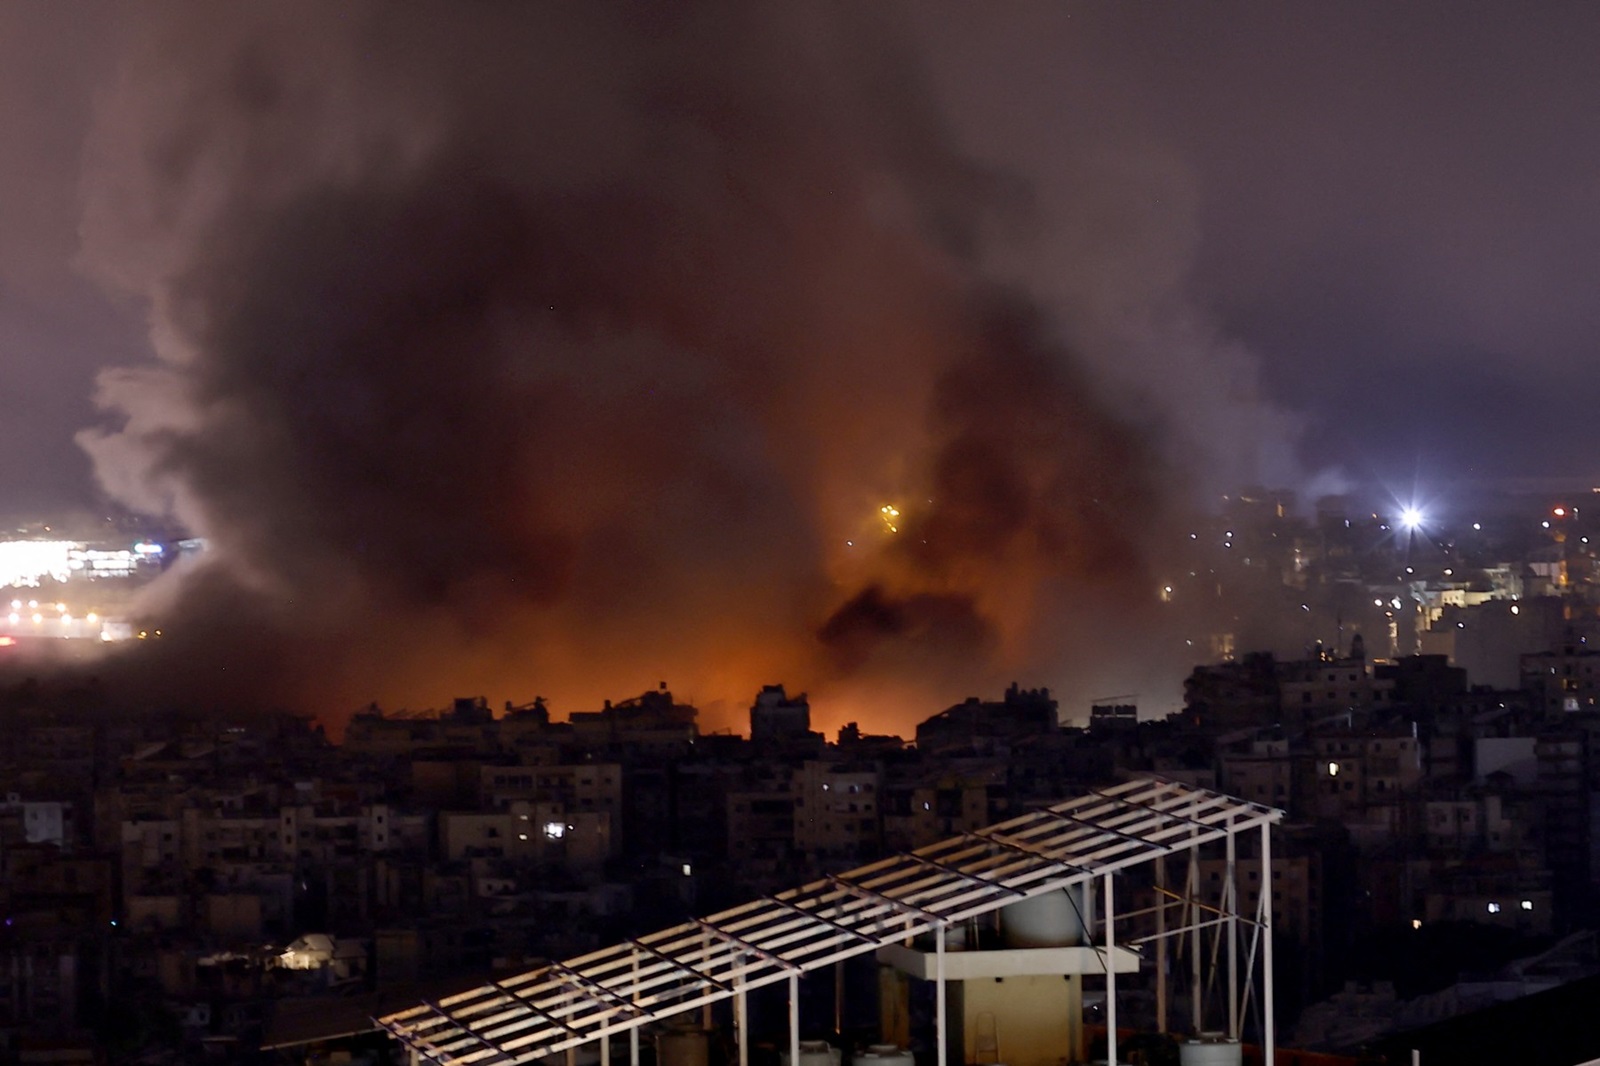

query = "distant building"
[[1279, 641, 1394, 718], [1423, 596, 1565, 689], [1088, 704, 1138, 735], [748, 684, 815, 745], [916, 683, 1058, 755], [793, 760, 881, 861], [568, 684, 698, 757], [1520, 635, 1600, 713], [1183, 652, 1280, 729]]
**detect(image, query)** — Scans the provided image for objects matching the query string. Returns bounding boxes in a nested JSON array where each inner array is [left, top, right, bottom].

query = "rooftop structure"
[[378, 778, 1285, 1066], [915, 682, 1058, 754]]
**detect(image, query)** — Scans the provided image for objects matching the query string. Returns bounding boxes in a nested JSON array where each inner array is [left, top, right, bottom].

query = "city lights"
[[0, 541, 77, 587]]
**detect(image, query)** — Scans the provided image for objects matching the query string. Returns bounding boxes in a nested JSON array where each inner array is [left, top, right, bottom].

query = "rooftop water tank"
[[1178, 1034, 1242, 1066], [856, 1045, 914, 1066], [657, 1030, 709, 1066], [1000, 889, 1083, 948], [780, 1041, 841, 1066]]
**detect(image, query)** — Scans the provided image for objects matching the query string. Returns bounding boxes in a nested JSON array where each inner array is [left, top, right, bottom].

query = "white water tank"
[[856, 1045, 914, 1066], [780, 1041, 841, 1066], [1178, 1034, 1242, 1066], [1000, 889, 1083, 948], [657, 1030, 709, 1066]]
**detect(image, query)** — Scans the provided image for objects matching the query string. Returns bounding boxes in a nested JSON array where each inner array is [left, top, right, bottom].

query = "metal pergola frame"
[[378, 778, 1283, 1066]]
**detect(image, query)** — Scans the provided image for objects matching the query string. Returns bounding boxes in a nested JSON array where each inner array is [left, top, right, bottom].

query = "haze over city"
[[4, 1, 1600, 733]]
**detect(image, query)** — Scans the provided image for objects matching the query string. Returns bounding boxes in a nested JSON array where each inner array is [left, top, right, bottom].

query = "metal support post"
[[1156, 854, 1167, 1035], [835, 960, 844, 1036], [1261, 821, 1275, 1066], [601, 1034, 611, 1066], [1105, 872, 1117, 1066], [737, 987, 749, 1066], [936, 922, 948, 1066], [703, 931, 715, 1032], [789, 972, 801, 1066], [631, 956, 641, 1066], [1189, 839, 1201, 1033], [1227, 829, 1239, 1040]]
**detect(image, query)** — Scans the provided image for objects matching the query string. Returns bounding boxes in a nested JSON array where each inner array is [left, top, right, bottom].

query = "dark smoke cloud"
[[67, 2, 1200, 733], [818, 296, 1168, 690], [819, 586, 995, 677]]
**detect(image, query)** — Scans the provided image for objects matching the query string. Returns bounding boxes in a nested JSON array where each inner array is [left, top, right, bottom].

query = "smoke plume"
[[69, 2, 1201, 733]]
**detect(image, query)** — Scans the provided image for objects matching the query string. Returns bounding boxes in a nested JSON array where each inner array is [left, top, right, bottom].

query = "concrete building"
[[1521, 638, 1600, 713], [793, 759, 881, 860]]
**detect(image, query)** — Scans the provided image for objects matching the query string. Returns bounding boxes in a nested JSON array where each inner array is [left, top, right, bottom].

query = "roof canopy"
[[379, 778, 1282, 1065]]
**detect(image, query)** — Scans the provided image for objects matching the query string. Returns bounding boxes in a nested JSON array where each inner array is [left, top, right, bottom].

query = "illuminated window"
[[543, 821, 565, 840], [1487, 902, 1501, 914]]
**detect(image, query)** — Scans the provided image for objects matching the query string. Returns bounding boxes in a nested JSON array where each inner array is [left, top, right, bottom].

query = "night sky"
[[918, 2, 1600, 489], [0, 3, 1596, 729]]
